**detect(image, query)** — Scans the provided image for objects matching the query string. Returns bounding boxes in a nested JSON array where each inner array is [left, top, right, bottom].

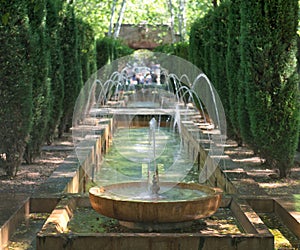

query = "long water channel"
[[93, 126, 199, 196]]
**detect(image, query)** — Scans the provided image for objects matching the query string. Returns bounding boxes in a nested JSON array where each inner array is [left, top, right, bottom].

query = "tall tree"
[[74, 0, 214, 40], [45, 0, 65, 144], [226, 0, 242, 143], [209, 3, 230, 129], [25, 0, 51, 163], [0, 0, 33, 176], [77, 19, 97, 82], [240, 0, 299, 177], [59, 2, 83, 136]]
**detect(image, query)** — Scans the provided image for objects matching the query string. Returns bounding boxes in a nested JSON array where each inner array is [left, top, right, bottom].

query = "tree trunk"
[[108, 0, 118, 37], [113, 0, 126, 38], [178, 0, 186, 41], [167, 0, 176, 43]]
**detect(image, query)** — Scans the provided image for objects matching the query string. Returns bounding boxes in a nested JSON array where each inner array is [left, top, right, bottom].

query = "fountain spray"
[[149, 117, 160, 195]]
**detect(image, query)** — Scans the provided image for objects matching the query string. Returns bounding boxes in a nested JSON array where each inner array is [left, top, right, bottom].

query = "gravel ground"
[[224, 139, 300, 196], [0, 135, 73, 195]]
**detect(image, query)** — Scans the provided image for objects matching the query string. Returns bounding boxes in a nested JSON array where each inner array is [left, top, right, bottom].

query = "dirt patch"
[[225, 139, 300, 196], [0, 135, 73, 196]]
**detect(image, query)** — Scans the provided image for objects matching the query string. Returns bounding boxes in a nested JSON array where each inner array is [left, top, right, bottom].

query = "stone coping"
[[244, 196, 300, 239], [0, 198, 29, 250], [36, 196, 274, 250]]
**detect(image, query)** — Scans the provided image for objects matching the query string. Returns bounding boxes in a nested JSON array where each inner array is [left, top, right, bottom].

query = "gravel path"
[[0, 135, 73, 196]]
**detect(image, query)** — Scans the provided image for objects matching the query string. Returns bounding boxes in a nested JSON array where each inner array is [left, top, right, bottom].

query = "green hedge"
[[0, 0, 116, 176], [226, 0, 242, 143], [190, 0, 300, 177], [25, 0, 51, 163], [77, 19, 97, 83], [96, 37, 133, 70], [209, 3, 230, 132], [240, 0, 299, 177], [189, 3, 231, 135], [0, 0, 33, 176], [58, 3, 83, 136], [45, 0, 65, 143], [153, 42, 189, 61], [189, 17, 204, 70], [297, 35, 300, 152]]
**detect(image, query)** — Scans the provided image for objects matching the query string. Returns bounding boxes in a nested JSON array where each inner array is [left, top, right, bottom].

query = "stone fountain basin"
[[89, 182, 222, 223]]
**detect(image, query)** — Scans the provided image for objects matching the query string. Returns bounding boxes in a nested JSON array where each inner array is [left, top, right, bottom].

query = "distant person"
[[145, 73, 152, 84], [160, 72, 166, 84], [131, 74, 138, 85], [151, 72, 157, 83]]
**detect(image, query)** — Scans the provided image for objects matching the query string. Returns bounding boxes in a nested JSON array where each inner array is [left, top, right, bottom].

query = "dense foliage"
[[297, 35, 300, 152], [45, 0, 65, 144], [24, 0, 51, 164], [225, 0, 242, 143], [0, 0, 299, 179], [0, 0, 33, 175], [58, 3, 83, 136], [0, 0, 135, 176], [96, 37, 133, 69], [74, 0, 215, 40], [153, 42, 189, 61], [189, 3, 231, 135], [0, 0, 99, 176], [240, 0, 299, 177], [190, 0, 300, 177], [77, 20, 97, 83]]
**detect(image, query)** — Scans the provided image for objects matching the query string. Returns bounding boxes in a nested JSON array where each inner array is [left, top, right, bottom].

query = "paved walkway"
[[0, 138, 74, 250], [0, 139, 299, 249]]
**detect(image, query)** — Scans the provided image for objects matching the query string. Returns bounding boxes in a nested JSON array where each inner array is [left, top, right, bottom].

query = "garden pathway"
[[0, 134, 74, 249], [0, 134, 299, 249]]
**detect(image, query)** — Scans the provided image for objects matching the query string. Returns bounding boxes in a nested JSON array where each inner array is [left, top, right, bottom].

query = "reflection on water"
[[95, 127, 197, 186]]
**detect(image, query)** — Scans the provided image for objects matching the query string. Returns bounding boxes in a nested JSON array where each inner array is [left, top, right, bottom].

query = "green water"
[[95, 127, 197, 186]]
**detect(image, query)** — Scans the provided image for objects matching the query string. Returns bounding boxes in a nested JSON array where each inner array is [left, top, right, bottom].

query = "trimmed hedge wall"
[[0, 0, 33, 175], [226, 0, 242, 143], [190, 0, 300, 177], [0, 0, 100, 176], [45, 0, 65, 144], [58, 3, 82, 136], [25, 0, 51, 164], [240, 0, 299, 177], [77, 19, 97, 83]]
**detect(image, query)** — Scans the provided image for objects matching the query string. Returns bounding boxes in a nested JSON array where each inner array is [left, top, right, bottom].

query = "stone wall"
[[118, 23, 180, 50]]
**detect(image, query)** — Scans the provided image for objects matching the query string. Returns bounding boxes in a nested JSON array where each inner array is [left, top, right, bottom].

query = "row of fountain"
[[72, 51, 227, 231]]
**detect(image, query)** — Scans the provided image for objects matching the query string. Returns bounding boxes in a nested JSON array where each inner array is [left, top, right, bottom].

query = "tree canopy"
[[74, 0, 215, 39]]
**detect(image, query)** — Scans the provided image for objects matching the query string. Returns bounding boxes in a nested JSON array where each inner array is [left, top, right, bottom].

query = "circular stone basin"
[[89, 182, 222, 223]]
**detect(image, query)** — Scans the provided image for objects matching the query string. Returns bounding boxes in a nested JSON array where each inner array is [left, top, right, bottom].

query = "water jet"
[[71, 51, 227, 231]]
